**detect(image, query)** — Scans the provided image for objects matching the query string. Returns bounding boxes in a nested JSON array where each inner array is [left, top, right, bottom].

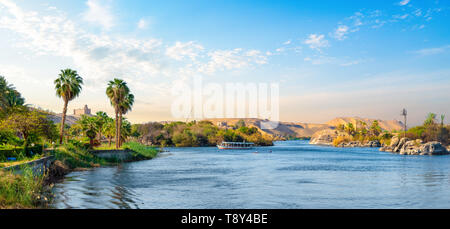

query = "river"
[[51, 140, 450, 209]]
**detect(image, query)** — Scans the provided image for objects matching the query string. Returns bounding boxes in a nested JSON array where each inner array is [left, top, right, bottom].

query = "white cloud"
[[165, 41, 204, 61], [82, 0, 115, 30], [413, 45, 450, 56], [283, 40, 292, 45], [333, 25, 349, 40], [198, 48, 267, 74], [0, 0, 268, 89], [304, 34, 329, 51], [137, 18, 148, 29], [394, 14, 409, 20], [399, 0, 410, 6]]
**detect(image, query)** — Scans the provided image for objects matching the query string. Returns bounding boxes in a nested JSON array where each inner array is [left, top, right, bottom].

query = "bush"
[[333, 136, 353, 146], [52, 144, 109, 169], [123, 142, 158, 159], [0, 168, 45, 209], [0, 145, 44, 162]]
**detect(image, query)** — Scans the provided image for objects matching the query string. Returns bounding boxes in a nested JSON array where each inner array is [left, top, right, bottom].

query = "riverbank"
[[0, 142, 159, 209]]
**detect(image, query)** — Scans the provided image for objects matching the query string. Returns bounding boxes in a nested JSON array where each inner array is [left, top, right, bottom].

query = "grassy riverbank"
[[0, 142, 158, 209], [0, 168, 46, 209]]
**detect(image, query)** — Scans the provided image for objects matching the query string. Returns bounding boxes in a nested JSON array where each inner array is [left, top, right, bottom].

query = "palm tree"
[[106, 78, 130, 149], [95, 111, 109, 141], [424, 113, 437, 126], [0, 76, 25, 115], [54, 69, 83, 144], [79, 115, 99, 148], [120, 118, 133, 146], [103, 117, 115, 146], [118, 93, 134, 147]]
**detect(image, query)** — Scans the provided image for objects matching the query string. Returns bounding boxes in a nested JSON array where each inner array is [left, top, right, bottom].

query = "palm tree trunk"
[[59, 99, 68, 144], [115, 111, 119, 149], [118, 112, 123, 148]]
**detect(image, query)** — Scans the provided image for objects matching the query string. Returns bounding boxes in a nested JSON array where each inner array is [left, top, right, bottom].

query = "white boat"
[[217, 142, 255, 150]]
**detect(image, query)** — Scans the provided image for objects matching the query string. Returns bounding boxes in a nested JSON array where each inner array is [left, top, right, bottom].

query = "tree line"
[[0, 69, 136, 162]]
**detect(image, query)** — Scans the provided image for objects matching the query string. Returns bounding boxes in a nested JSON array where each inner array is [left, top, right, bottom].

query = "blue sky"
[[0, 0, 449, 125]]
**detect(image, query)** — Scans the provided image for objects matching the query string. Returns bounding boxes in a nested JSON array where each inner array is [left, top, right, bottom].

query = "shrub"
[[123, 142, 158, 159], [52, 144, 109, 169], [333, 136, 353, 146], [0, 168, 45, 209]]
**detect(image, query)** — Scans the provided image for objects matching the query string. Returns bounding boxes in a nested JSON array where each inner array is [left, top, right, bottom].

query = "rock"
[[380, 146, 393, 152], [48, 160, 70, 178], [310, 129, 340, 146], [419, 142, 449, 156], [399, 141, 421, 155], [393, 137, 410, 153], [365, 140, 381, 148], [389, 136, 400, 148]]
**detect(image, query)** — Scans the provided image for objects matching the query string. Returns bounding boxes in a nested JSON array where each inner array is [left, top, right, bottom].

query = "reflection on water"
[[51, 141, 450, 209]]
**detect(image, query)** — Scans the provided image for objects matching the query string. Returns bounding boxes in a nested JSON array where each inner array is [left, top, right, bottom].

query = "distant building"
[[74, 105, 91, 116]]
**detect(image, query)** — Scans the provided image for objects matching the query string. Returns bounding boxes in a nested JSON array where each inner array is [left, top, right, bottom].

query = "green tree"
[[120, 119, 132, 145], [0, 109, 50, 150], [424, 113, 437, 126], [95, 111, 109, 141], [118, 93, 134, 147], [235, 120, 246, 129], [106, 79, 130, 149], [78, 115, 98, 148], [369, 120, 382, 137], [345, 123, 355, 136], [0, 76, 25, 116], [441, 114, 445, 126], [54, 69, 83, 144], [103, 117, 115, 146]]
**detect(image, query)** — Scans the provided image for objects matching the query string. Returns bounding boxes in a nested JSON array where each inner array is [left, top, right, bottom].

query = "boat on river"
[[217, 142, 255, 150]]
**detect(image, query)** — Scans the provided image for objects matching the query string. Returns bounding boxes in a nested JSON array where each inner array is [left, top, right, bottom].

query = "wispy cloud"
[[399, 0, 411, 6], [198, 49, 267, 74], [0, 0, 268, 90], [137, 18, 149, 29], [332, 25, 349, 40], [413, 45, 450, 56], [304, 34, 329, 51], [165, 41, 204, 61], [82, 0, 115, 30]]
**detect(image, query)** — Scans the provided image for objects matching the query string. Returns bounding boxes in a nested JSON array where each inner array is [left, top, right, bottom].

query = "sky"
[[0, 0, 449, 125]]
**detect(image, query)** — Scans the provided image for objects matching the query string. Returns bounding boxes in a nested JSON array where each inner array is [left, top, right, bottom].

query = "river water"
[[51, 140, 450, 209]]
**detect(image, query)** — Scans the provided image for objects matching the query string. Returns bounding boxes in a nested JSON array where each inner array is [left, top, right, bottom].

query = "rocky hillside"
[[205, 117, 403, 140], [205, 118, 331, 139], [47, 113, 81, 126], [326, 117, 403, 132]]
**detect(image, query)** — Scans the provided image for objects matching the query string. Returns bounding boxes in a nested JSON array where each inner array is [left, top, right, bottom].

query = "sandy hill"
[[47, 113, 82, 126], [205, 118, 330, 139], [204, 117, 403, 139], [326, 117, 403, 132]]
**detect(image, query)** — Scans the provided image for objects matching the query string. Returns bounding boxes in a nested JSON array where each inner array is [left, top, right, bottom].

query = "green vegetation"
[[333, 120, 392, 146], [123, 142, 159, 159], [54, 69, 83, 144], [400, 113, 449, 145], [0, 73, 152, 209], [134, 120, 273, 147], [52, 144, 109, 169], [106, 78, 134, 149], [333, 113, 450, 147], [0, 168, 46, 209]]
